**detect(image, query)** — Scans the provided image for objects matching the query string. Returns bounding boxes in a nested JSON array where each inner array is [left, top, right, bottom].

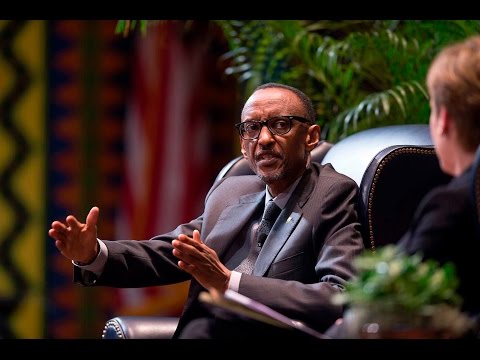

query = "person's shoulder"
[[426, 174, 468, 200], [211, 174, 264, 196], [314, 162, 357, 185], [416, 176, 471, 217]]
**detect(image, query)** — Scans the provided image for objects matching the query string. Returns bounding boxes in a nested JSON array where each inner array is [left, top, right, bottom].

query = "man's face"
[[240, 88, 317, 191]]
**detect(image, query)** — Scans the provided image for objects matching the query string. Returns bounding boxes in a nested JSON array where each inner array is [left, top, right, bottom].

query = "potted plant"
[[332, 245, 474, 338]]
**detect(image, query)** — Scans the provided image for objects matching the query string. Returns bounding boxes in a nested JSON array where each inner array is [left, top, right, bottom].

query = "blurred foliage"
[[116, 20, 149, 36], [116, 20, 480, 142], [332, 245, 475, 337], [333, 245, 461, 312]]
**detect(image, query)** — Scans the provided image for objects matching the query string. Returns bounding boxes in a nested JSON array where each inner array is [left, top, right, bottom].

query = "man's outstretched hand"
[[173, 229, 231, 293], [48, 206, 100, 265]]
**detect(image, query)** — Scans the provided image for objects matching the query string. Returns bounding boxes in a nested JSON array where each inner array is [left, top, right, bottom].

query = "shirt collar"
[[265, 174, 303, 210]]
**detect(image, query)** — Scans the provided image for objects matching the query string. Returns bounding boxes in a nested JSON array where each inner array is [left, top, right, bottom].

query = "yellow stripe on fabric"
[[8, 20, 47, 339]]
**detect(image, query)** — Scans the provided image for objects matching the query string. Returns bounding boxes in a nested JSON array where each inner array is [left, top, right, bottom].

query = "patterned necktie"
[[235, 200, 281, 274]]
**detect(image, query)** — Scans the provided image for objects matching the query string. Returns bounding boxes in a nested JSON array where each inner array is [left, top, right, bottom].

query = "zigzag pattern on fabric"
[[0, 20, 31, 339]]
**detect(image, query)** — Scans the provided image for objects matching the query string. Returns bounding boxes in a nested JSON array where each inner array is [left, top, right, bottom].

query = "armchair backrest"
[[321, 124, 452, 251]]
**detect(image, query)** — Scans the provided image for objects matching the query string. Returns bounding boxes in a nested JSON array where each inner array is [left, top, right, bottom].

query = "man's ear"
[[306, 124, 321, 151], [437, 106, 451, 136], [240, 141, 248, 159]]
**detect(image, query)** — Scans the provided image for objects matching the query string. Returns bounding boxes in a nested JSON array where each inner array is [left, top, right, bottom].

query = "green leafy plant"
[[115, 20, 480, 142], [214, 20, 480, 142], [334, 245, 460, 310], [116, 20, 150, 36], [333, 245, 473, 338]]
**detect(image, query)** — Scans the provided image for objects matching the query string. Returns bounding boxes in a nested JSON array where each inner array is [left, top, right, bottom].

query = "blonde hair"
[[427, 35, 480, 152]]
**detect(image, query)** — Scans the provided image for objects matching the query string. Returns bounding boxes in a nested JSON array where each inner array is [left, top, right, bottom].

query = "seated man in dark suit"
[[48, 83, 364, 339], [398, 35, 480, 322]]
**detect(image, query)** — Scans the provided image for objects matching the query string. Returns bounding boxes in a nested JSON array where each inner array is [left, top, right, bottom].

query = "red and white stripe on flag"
[[115, 21, 211, 316]]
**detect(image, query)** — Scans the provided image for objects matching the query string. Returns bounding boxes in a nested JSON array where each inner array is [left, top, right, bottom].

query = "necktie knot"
[[234, 200, 281, 274], [262, 200, 281, 223], [257, 200, 281, 247]]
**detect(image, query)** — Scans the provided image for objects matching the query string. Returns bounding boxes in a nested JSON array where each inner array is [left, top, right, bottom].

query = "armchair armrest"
[[102, 316, 179, 339]]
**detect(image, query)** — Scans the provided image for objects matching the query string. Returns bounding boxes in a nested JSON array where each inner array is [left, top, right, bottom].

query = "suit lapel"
[[254, 167, 317, 276], [177, 192, 265, 336], [205, 191, 265, 258]]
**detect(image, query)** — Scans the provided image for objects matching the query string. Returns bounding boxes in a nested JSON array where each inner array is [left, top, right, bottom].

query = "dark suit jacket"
[[398, 165, 480, 316], [75, 162, 364, 335]]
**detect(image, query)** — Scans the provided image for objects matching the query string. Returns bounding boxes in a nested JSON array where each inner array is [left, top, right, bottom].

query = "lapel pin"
[[287, 216, 292, 223]]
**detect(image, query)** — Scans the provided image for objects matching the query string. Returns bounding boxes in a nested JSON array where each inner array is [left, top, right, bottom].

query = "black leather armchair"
[[320, 124, 451, 250], [102, 124, 451, 339], [102, 316, 179, 339]]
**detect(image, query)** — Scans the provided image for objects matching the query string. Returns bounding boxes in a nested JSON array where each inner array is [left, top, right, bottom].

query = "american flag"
[[114, 21, 211, 316]]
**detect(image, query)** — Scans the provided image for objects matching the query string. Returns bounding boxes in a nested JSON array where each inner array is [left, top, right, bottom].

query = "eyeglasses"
[[235, 116, 313, 140]]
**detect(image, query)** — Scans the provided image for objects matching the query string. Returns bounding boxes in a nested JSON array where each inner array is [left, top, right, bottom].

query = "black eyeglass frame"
[[234, 115, 313, 140]]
